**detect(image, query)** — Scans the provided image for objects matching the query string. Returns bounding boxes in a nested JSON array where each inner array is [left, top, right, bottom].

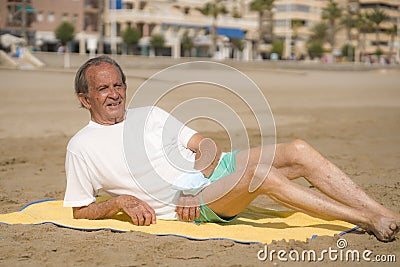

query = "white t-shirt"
[[63, 106, 197, 220]]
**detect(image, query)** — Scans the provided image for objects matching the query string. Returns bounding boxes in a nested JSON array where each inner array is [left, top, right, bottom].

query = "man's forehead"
[[86, 62, 115, 73], [86, 63, 120, 81]]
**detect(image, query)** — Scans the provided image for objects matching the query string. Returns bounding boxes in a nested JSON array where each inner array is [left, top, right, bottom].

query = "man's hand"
[[117, 195, 156, 226], [72, 195, 156, 226], [175, 193, 201, 222]]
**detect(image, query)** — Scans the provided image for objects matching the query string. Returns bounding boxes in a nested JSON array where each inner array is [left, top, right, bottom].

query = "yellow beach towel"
[[0, 199, 357, 244]]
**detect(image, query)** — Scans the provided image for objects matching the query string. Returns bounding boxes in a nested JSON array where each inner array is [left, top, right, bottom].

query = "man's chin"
[[104, 109, 126, 123]]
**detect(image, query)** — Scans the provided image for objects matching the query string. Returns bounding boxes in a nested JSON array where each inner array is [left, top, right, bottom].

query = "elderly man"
[[64, 56, 399, 242]]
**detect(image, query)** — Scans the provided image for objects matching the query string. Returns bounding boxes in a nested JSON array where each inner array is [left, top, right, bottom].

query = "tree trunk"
[[255, 10, 264, 59], [210, 17, 217, 57], [389, 34, 395, 61], [376, 28, 380, 50], [362, 32, 366, 62], [346, 23, 353, 61], [330, 20, 336, 50], [354, 29, 360, 62]]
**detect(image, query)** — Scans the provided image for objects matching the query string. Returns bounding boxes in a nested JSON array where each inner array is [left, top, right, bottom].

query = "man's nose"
[[109, 86, 120, 97]]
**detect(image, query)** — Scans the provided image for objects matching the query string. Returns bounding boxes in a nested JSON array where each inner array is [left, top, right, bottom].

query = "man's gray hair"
[[74, 55, 126, 96]]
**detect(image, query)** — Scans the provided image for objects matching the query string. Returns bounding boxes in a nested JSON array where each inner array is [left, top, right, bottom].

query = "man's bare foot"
[[367, 217, 400, 242]]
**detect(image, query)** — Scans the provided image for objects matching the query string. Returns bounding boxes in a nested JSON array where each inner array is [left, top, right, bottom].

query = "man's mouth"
[[106, 100, 122, 107]]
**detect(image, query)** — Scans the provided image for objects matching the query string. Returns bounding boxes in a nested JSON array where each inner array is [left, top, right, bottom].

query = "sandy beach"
[[0, 58, 399, 266]]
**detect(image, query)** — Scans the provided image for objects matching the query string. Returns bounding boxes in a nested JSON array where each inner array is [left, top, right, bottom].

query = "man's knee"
[[291, 139, 310, 151], [287, 139, 313, 162]]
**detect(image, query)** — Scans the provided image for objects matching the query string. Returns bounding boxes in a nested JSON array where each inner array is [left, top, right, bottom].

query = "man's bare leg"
[[201, 164, 400, 242], [236, 139, 400, 220]]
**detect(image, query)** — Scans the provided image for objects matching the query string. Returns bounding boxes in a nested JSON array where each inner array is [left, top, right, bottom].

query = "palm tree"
[[307, 22, 329, 59], [386, 24, 398, 62], [181, 30, 194, 57], [322, 0, 342, 50], [197, 1, 228, 57], [340, 12, 357, 61], [367, 8, 389, 52], [309, 22, 329, 44], [231, 38, 245, 59], [291, 19, 303, 58], [355, 12, 374, 61], [249, 0, 275, 59]]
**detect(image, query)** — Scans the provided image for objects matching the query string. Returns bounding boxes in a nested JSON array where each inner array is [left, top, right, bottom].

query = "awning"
[[109, 0, 122, 9], [205, 26, 245, 39], [17, 5, 35, 13]]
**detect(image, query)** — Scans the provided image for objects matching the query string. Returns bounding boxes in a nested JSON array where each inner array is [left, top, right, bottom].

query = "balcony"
[[106, 9, 257, 30], [84, 0, 99, 13]]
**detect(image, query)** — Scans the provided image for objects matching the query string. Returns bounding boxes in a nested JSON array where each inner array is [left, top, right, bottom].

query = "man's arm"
[[72, 195, 156, 226], [186, 133, 222, 178], [175, 133, 222, 222]]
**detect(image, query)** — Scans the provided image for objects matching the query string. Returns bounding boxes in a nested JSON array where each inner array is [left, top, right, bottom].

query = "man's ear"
[[78, 93, 91, 109]]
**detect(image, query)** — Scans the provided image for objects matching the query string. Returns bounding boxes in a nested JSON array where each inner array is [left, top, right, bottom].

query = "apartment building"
[[272, 0, 326, 58], [0, 0, 101, 52], [356, 0, 399, 56], [271, 0, 399, 59], [1, 0, 398, 60], [103, 0, 258, 58], [0, 0, 36, 44]]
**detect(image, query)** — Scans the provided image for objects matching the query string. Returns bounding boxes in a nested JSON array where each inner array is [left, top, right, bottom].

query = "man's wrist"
[[115, 195, 131, 211]]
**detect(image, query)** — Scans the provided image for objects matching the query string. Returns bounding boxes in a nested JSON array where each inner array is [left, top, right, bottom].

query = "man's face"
[[80, 62, 126, 125]]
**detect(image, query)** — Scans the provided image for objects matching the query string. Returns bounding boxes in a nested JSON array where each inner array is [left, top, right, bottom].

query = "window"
[[62, 13, 68, 22], [125, 3, 133, 9], [139, 1, 146, 10], [274, 20, 288, 27], [47, 12, 54, 23], [184, 7, 190, 15], [116, 22, 121, 36], [37, 11, 43, 22], [275, 4, 310, 13], [72, 14, 78, 24]]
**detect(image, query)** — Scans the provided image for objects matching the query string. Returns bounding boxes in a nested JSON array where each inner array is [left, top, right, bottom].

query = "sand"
[[0, 60, 399, 266]]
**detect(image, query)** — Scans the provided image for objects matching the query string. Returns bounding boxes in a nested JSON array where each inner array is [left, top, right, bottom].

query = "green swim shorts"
[[195, 150, 239, 223]]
